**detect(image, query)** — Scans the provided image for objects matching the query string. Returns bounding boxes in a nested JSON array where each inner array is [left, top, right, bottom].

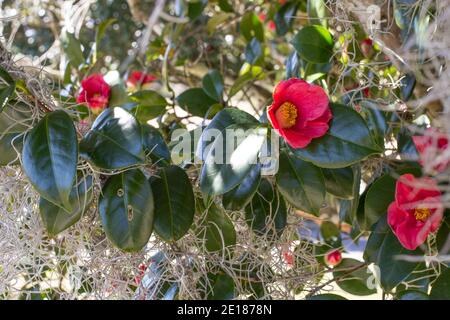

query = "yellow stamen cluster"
[[275, 102, 298, 129], [414, 207, 431, 221]]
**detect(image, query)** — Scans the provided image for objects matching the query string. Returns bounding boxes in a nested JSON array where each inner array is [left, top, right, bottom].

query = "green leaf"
[[61, 31, 84, 67], [150, 165, 195, 242], [218, 0, 234, 13], [130, 90, 167, 122], [274, 2, 298, 36], [320, 221, 341, 246], [94, 18, 116, 62], [141, 124, 170, 165], [200, 125, 267, 195], [276, 151, 325, 215], [99, 169, 154, 252], [228, 66, 264, 98], [0, 85, 15, 113], [430, 267, 450, 299], [22, 110, 77, 211], [202, 203, 236, 253], [176, 88, 217, 117], [333, 259, 376, 296], [292, 104, 382, 168], [0, 66, 15, 84], [364, 215, 421, 292], [222, 163, 261, 211], [187, 0, 207, 20], [291, 25, 334, 63], [202, 70, 224, 102], [79, 107, 145, 170], [207, 12, 233, 34], [245, 38, 263, 65], [396, 290, 429, 300], [0, 133, 22, 165], [197, 108, 259, 161], [39, 175, 93, 236], [307, 0, 329, 27], [307, 293, 347, 300], [240, 12, 264, 42], [338, 165, 361, 224], [202, 273, 235, 300], [322, 166, 355, 199], [245, 179, 287, 236], [108, 83, 131, 107], [360, 101, 389, 149]]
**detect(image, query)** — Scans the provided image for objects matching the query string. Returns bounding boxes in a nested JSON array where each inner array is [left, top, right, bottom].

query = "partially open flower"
[[127, 71, 157, 91], [324, 249, 342, 267], [361, 38, 374, 58], [76, 74, 110, 114], [387, 174, 443, 250], [267, 78, 332, 148], [412, 128, 450, 173]]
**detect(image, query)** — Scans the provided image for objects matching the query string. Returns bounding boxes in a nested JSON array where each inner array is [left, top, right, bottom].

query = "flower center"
[[275, 102, 297, 129], [414, 207, 431, 221]]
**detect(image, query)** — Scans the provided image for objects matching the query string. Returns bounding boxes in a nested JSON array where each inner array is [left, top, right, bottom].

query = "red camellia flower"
[[412, 128, 450, 172], [127, 71, 157, 91], [76, 74, 110, 113], [267, 78, 332, 148], [324, 249, 342, 267], [388, 174, 443, 250]]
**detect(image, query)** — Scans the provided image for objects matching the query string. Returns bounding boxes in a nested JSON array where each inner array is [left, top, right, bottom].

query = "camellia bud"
[[361, 38, 374, 58], [325, 249, 342, 267]]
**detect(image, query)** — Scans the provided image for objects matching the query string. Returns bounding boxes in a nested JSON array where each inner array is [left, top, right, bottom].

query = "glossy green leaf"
[[396, 290, 429, 300], [292, 104, 382, 168], [333, 259, 376, 296], [276, 151, 325, 215], [22, 110, 77, 211], [0, 66, 15, 85], [176, 88, 217, 117], [200, 125, 266, 195], [130, 90, 167, 122], [218, 0, 233, 13], [364, 215, 421, 292], [240, 12, 264, 42], [291, 25, 333, 63], [322, 166, 354, 199], [245, 179, 287, 236], [307, 0, 329, 27], [222, 163, 261, 211], [203, 273, 235, 300], [320, 221, 341, 247], [245, 38, 263, 65], [0, 133, 22, 165], [202, 70, 223, 102], [202, 203, 236, 253], [39, 175, 93, 236], [0, 84, 15, 113], [99, 169, 154, 252], [150, 165, 195, 242], [338, 166, 361, 224], [187, 0, 207, 20], [79, 107, 145, 170], [274, 2, 298, 36], [430, 267, 450, 299], [141, 124, 170, 165], [108, 82, 131, 107], [61, 31, 84, 67]]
